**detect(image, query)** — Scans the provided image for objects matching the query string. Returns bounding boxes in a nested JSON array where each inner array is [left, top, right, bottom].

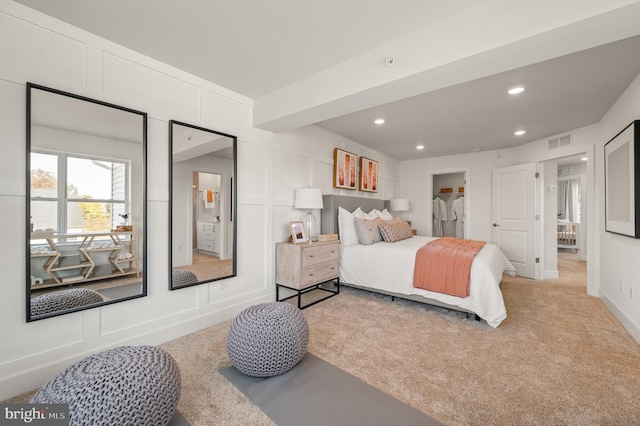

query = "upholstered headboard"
[[321, 195, 388, 236]]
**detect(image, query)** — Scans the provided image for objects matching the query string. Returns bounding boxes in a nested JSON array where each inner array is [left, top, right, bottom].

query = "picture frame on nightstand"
[[289, 221, 307, 244]]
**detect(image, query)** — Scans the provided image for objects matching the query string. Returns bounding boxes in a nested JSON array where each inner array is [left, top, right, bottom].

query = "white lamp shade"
[[390, 198, 410, 212], [295, 188, 323, 209]]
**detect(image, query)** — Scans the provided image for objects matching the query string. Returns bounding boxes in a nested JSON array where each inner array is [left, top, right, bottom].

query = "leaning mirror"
[[170, 120, 237, 289], [27, 83, 147, 321]]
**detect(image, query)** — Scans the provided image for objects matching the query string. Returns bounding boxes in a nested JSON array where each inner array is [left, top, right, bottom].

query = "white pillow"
[[375, 209, 394, 220], [338, 207, 364, 246], [363, 209, 379, 220]]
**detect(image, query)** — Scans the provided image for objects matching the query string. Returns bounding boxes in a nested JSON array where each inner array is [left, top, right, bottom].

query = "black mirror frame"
[[168, 120, 237, 290], [26, 83, 148, 322]]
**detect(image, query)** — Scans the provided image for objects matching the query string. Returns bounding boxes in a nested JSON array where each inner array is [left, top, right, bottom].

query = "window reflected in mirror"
[[170, 120, 237, 289], [27, 83, 147, 321]]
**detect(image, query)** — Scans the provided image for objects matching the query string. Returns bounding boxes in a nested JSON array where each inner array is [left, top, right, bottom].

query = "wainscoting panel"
[[273, 126, 315, 156], [237, 141, 268, 201], [0, 10, 86, 89], [0, 80, 26, 196], [102, 51, 201, 122], [208, 90, 252, 132], [272, 150, 313, 205]]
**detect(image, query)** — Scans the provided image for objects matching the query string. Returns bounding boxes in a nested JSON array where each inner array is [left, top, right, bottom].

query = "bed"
[[321, 195, 515, 328]]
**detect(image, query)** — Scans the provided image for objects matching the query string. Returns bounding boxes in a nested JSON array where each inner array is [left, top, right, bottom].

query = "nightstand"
[[275, 240, 340, 309]]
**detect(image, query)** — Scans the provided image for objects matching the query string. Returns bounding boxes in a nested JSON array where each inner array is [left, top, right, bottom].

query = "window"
[[31, 151, 129, 237]]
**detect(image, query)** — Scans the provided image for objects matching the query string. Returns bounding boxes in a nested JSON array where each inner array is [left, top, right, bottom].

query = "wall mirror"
[[169, 120, 237, 290], [27, 83, 147, 321]]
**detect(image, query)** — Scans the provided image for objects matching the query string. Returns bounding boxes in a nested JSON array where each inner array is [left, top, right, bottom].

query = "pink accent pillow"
[[379, 220, 413, 243], [354, 217, 384, 245]]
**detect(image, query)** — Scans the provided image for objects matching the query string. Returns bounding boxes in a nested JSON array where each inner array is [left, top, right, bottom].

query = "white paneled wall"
[[272, 125, 400, 225], [0, 2, 274, 400], [0, 2, 399, 400]]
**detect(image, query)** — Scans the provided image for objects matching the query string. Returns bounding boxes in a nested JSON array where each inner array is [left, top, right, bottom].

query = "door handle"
[[493, 223, 500, 227]]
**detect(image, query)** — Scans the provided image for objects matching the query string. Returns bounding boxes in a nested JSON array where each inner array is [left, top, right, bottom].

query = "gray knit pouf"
[[226, 302, 309, 377], [30, 346, 181, 426], [30, 288, 104, 316], [171, 269, 198, 288]]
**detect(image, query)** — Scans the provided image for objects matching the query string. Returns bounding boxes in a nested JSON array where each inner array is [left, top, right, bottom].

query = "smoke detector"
[[385, 56, 396, 67]]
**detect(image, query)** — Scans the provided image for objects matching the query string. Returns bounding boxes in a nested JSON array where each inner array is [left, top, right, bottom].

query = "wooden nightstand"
[[275, 240, 340, 309]]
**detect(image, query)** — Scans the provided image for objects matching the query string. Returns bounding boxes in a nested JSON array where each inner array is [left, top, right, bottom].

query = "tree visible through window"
[[31, 151, 129, 235]]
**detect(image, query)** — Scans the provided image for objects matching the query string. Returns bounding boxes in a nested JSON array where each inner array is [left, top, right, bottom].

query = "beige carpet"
[[8, 252, 640, 425], [160, 251, 640, 426]]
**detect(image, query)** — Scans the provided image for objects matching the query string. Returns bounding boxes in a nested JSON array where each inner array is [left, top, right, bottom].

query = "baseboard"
[[599, 291, 640, 345], [544, 269, 559, 279], [0, 291, 274, 402]]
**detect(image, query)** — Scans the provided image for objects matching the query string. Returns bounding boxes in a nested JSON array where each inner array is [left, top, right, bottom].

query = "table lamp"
[[294, 188, 323, 242], [390, 198, 410, 215]]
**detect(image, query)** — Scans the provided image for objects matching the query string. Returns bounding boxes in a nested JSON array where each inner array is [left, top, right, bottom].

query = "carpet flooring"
[[7, 251, 640, 425], [159, 251, 640, 425]]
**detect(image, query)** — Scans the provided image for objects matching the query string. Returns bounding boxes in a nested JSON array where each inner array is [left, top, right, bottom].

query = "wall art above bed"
[[359, 157, 378, 193], [604, 120, 640, 238], [333, 148, 358, 190]]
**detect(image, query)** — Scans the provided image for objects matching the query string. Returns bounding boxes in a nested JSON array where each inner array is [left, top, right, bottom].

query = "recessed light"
[[514, 130, 526, 136], [374, 118, 385, 125], [581, 157, 587, 161], [508, 86, 525, 95], [416, 145, 424, 150]]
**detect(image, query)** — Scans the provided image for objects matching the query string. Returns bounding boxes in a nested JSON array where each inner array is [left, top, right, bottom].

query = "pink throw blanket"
[[413, 237, 486, 297]]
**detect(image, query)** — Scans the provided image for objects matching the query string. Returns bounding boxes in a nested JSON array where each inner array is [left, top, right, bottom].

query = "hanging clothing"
[[450, 196, 465, 238], [432, 197, 447, 237]]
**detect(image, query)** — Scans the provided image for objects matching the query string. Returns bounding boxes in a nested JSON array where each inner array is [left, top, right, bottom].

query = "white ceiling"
[[14, 0, 640, 161]]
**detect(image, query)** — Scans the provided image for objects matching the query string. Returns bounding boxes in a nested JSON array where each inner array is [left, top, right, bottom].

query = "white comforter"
[[339, 236, 516, 328]]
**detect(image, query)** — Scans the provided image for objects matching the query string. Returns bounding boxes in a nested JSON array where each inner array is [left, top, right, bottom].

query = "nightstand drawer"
[[300, 260, 338, 287], [301, 244, 339, 266]]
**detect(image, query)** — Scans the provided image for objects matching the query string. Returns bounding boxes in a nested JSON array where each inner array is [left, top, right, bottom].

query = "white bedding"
[[339, 236, 516, 328]]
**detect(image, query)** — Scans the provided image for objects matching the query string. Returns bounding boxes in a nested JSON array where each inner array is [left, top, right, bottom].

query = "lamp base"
[[303, 210, 318, 243]]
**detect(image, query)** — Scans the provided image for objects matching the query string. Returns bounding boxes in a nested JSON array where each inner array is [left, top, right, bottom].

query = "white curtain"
[[558, 178, 580, 222]]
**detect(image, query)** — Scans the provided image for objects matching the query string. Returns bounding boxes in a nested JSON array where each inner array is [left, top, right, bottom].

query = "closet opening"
[[432, 171, 466, 238]]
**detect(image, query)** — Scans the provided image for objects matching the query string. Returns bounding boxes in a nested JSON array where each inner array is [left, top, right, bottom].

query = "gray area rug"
[[220, 352, 441, 426]]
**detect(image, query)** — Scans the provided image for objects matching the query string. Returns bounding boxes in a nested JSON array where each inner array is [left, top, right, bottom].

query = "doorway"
[[543, 153, 587, 286], [189, 171, 232, 278]]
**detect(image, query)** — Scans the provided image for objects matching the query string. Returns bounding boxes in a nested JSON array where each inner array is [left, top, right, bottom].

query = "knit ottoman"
[[30, 346, 181, 426], [226, 302, 309, 377], [171, 269, 198, 289], [30, 288, 104, 317]]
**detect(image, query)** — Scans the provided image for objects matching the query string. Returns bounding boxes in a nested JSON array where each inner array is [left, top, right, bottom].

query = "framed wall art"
[[604, 120, 640, 238], [333, 148, 357, 190], [359, 156, 378, 192]]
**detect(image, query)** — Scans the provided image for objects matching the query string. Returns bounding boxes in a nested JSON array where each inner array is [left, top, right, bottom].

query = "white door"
[[492, 163, 538, 279]]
